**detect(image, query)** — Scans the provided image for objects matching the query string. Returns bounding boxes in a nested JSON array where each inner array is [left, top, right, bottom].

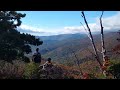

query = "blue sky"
[[17, 11, 120, 36]]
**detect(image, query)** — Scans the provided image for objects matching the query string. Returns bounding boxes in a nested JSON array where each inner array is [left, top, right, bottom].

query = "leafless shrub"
[[0, 60, 25, 79]]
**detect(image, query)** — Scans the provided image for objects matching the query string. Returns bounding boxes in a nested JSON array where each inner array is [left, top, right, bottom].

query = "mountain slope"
[[28, 31, 119, 64], [39, 31, 119, 63]]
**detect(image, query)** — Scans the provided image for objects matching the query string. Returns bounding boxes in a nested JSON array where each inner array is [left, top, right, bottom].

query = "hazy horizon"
[[17, 11, 120, 36]]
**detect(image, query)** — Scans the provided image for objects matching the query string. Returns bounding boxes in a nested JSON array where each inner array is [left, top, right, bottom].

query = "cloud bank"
[[18, 12, 120, 36]]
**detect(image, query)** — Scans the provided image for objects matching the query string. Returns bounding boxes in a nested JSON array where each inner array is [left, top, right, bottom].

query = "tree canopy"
[[0, 11, 43, 62]]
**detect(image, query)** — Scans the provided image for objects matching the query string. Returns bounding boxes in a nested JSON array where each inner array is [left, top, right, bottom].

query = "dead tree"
[[68, 47, 83, 76], [100, 11, 110, 77], [81, 11, 102, 67], [100, 11, 106, 62], [100, 11, 106, 75]]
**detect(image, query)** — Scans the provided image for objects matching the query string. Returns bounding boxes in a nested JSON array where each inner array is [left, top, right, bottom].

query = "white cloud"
[[64, 12, 120, 34], [19, 24, 44, 33], [18, 24, 80, 36], [18, 12, 120, 36]]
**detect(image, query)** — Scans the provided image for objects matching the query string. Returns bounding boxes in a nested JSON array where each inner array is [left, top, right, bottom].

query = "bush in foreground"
[[0, 60, 25, 79], [23, 62, 40, 79], [108, 63, 120, 79]]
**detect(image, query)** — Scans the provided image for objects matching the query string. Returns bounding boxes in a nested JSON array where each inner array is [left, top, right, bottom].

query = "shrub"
[[0, 60, 25, 79], [108, 63, 120, 79], [39, 65, 64, 79], [23, 62, 40, 79]]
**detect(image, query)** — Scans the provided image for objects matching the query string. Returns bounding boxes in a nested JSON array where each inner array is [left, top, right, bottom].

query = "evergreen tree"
[[0, 11, 43, 62]]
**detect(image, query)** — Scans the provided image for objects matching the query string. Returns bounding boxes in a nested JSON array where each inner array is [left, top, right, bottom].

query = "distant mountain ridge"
[[28, 31, 119, 64], [37, 33, 87, 41]]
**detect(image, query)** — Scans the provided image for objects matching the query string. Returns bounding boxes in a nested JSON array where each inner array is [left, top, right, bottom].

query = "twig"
[[80, 22, 91, 39]]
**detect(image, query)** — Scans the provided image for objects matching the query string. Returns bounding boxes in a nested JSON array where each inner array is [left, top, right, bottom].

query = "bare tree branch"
[[68, 46, 83, 76], [80, 22, 87, 32], [81, 11, 102, 67], [80, 22, 91, 39], [97, 49, 102, 54]]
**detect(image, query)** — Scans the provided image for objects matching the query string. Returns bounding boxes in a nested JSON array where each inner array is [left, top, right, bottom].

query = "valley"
[[27, 31, 120, 64]]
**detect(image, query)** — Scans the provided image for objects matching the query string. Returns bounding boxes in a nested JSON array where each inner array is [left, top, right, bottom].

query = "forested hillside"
[[31, 32, 119, 64]]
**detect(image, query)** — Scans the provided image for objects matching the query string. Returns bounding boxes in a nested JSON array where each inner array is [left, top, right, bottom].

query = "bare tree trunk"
[[81, 11, 102, 67], [100, 11, 106, 62], [100, 11, 110, 77]]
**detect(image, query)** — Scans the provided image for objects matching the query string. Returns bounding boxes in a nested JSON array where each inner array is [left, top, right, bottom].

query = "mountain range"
[[27, 31, 120, 64]]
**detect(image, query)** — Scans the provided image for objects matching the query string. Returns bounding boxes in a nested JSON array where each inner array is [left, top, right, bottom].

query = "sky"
[[17, 11, 120, 36]]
